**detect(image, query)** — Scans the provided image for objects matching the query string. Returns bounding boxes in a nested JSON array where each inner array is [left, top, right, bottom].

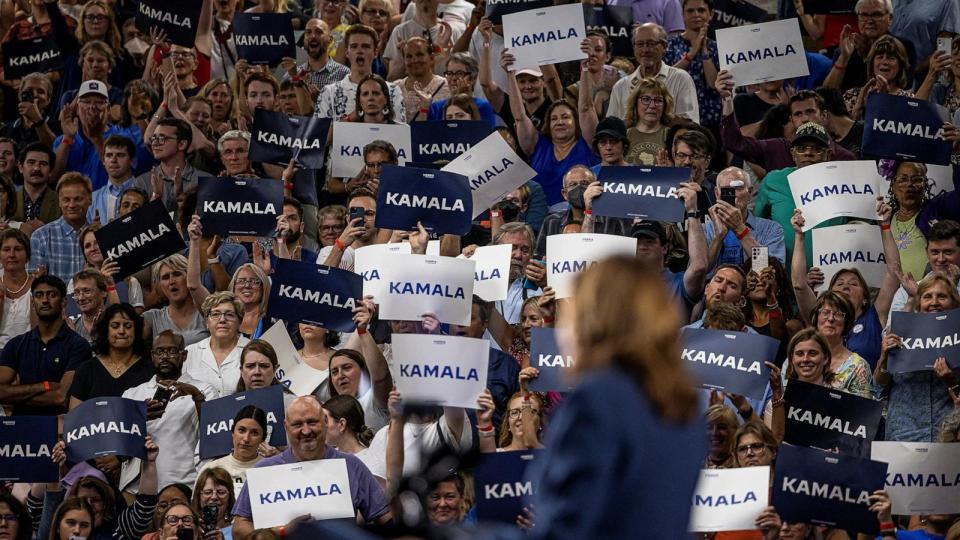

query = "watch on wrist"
[[950, 384, 960, 395], [685, 210, 703, 220]]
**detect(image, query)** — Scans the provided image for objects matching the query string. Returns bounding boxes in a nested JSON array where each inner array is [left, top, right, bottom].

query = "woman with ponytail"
[[322, 395, 384, 486]]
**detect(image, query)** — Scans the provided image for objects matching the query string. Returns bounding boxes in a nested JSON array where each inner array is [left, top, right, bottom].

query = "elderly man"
[[231, 397, 391, 539], [608, 23, 699, 123], [487, 222, 544, 324], [704, 166, 785, 270]]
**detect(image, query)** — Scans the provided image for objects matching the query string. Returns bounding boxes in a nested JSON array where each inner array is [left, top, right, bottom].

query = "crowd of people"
[[0, 0, 958, 537]]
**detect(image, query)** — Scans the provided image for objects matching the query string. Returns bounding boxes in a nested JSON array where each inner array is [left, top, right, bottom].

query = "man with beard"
[[322, 188, 383, 270], [285, 18, 350, 95], [231, 397, 391, 540], [274, 198, 320, 262], [486, 222, 545, 324], [0, 275, 91, 415], [13, 143, 60, 228], [120, 330, 216, 492]]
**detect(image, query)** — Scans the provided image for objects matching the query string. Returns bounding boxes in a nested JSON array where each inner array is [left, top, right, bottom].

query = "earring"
[[382, 107, 389, 116], [357, 109, 364, 117]]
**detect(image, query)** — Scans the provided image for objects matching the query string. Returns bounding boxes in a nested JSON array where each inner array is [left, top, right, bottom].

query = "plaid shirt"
[[29, 217, 86, 281], [288, 59, 350, 91]]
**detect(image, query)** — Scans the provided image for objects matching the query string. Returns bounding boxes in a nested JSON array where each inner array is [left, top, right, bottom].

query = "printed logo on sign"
[[603, 182, 678, 197], [384, 193, 466, 211], [398, 364, 480, 380], [817, 250, 885, 266], [235, 35, 290, 46], [387, 282, 466, 298], [786, 407, 868, 437], [475, 268, 502, 281], [682, 348, 762, 374], [278, 285, 357, 308], [203, 201, 277, 214], [872, 119, 945, 140], [887, 473, 960, 487], [799, 183, 875, 205], [780, 477, 870, 504], [256, 131, 322, 149], [9, 50, 58, 66], [258, 484, 342, 504], [206, 412, 279, 435], [537, 354, 573, 368], [724, 44, 796, 64], [899, 333, 960, 349], [65, 422, 142, 443], [139, 4, 193, 27], [419, 142, 470, 155]]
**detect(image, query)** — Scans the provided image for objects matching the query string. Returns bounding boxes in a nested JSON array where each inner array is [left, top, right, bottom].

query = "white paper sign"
[[546, 233, 637, 298], [376, 253, 476, 325], [872, 441, 960, 515], [331, 122, 411, 178], [261, 320, 328, 397], [442, 132, 536, 218], [354, 243, 412, 299], [460, 243, 512, 302], [246, 459, 354, 528], [689, 466, 770, 532], [716, 18, 809, 86], [389, 334, 490, 408], [502, 3, 587, 70], [789, 161, 882, 231], [877, 162, 955, 199], [811, 223, 886, 292]]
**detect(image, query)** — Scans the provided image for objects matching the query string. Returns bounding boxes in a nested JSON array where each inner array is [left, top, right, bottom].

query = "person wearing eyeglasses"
[[191, 468, 235, 540], [133, 118, 210, 214], [808, 293, 875, 399], [184, 291, 250, 397], [426, 53, 497, 126], [622, 77, 674, 166], [0, 492, 32, 540], [714, 421, 782, 540], [66, 269, 109, 345], [158, 503, 202, 540]]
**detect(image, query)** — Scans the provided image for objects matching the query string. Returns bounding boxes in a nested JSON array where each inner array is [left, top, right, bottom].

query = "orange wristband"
[[62, 136, 74, 146], [357, 326, 367, 335], [881, 223, 891, 231], [335, 239, 346, 251], [735, 226, 750, 240], [43, 381, 51, 391]]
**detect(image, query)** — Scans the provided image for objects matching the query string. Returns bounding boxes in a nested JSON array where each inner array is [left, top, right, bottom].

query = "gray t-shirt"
[[144, 306, 209, 346]]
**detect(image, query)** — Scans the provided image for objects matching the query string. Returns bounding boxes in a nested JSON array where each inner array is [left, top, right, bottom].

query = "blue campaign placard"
[[862, 93, 952, 165], [528, 327, 575, 392], [593, 166, 688, 222], [199, 385, 286, 459], [474, 449, 541, 523], [375, 165, 473, 235], [889, 308, 960, 373], [94, 200, 185, 280], [0, 416, 58, 482], [410, 121, 492, 163], [198, 177, 284, 237], [783, 380, 882, 458], [64, 397, 147, 462], [680, 328, 777, 401], [711, 0, 767, 29], [267, 259, 362, 332], [249, 108, 331, 169], [232, 13, 296, 66]]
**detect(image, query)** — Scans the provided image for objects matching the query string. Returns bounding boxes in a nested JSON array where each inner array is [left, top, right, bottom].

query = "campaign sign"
[[64, 397, 147, 462], [247, 459, 354, 527], [136, 0, 202, 47], [582, 4, 633, 56], [249, 108, 331, 169], [267, 259, 362, 332], [872, 441, 960, 515], [863, 93, 952, 166], [261, 320, 329, 397], [889, 308, 960, 373], [877, 163, 956, 202], [0, 416, 58, 482], [502, 3, 588, 70], [461, 243, 511, 302], [354, 242, 412, 300], [593, 166, 687, 222], [546, 233, 638, 298], [680, 328, 777, 401], [783, 380, 882, 458], [788, 161, 881, 231], [292, 168, 319, 206], [442, 132, 537, 219], [802, 0, 855, 14], [485, 0, 552, 25], [390, 334, 490, 409], [811, 223, 886, 292], [689, 466, 769, 532], [528, 327, 575, 392], [474, 450, 541, 523], [331, 122, 411, 178], [717, 18, 808, 86], [773, 444, 887, 535], [233, 13, 295, 66], [377, 254, 476, 326], [199, 385, 286, 459], [711, 0, 767, 30], [410, 121, 492, 163], [2, 36, 62, 80], [197, 177, 283, 237], [375, 166, 473, 235], [95, 200, 185, 280]]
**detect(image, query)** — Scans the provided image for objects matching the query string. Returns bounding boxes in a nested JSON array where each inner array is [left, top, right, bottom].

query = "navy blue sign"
[[410, 121, 492, 164], [267, 259, 362, 332], [2, 36, 63, 80], [0, 416, 58, 482], [292, 168, 319, 206], [136, 0, 202, 47], [783, 380, 882, 458], [474, 449, 540, 523], [249, 108, 331, 169], [64, 397, 147, 462], [582, 4, 633, 56], [199, 385, 286, 459], [711, 0, 767, 30], [232, 13, 296, 66], [773, 444, 887, 535], [593, 166, 688, 222], [889, 308, 960, 373], [375, 165, 473, 235], [485, 0, 552, 25], [802, 0, 855, 14], [528, 327, 574, 392], [680, 328, 777, 401], [95, 200, 185, 280], [198, 177, 283, 237], [863, 93, 952, 166]]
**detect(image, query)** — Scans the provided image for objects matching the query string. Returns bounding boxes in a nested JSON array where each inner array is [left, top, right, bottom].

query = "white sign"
[[546, 233, 637, 298], [789, 161, 881, 231], [502, 3, 588, 70], [246, 459, 354, 528], [716, 18, 809, 86], [389, 334, 490, 409], [811, 223, 886, 292], [872, 441, 960, 515], [376, 253, 476, 325], [331, 122, 411, 178], [261, 320, 328, 397], [460, 243, 512, 301], [354, 242, 412, 300], [442, 132, 536, 218], [876, 162, 955, 199], [689, 466, 770, 532]]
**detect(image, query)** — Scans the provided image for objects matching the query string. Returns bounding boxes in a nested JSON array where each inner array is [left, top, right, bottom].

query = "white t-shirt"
[[402, 0, 474, 28], [199, 453, 264, 498], [365, 411, 473, 478], [184, 336, 251, 398]]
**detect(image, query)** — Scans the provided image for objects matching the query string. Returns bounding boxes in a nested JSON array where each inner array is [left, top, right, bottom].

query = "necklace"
[[3, 274, 28, 295], [103, 356, 131, 376]]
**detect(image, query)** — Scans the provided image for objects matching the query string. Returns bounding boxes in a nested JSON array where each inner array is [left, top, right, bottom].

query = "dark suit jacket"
[[14, 188, 60, 224]]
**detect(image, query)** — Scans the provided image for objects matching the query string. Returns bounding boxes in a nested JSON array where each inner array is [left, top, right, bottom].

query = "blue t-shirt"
[[529, 137, 598, 206], [847, 304, 882, 371], [428, 98, 498, 128]]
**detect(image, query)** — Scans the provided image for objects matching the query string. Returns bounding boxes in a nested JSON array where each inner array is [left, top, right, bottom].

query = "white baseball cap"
[[515, 67, 543, 78], [78, 80, 108, 99]]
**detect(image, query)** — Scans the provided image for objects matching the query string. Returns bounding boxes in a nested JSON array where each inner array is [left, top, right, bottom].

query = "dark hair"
[[740, 256, 797, 320], [322, 395, 374, 446], [682, 0, 713, 7], [703, 302, 746, 330], [584, 29, 611, 54], [355, 74, 394, 122], [0, 492, 32, 540], [714, 263, 747, 289], [121, 80, 160, 128], [0, 178, 16, 217], [283, 196, 303, 218], [31, 274, 67, 297], [178, 190, 199, 237], [812, 291, 855, 337], [327, 349, 368, 397], [236, 340, 280, 392], [73, 269, 108, 292], [156, 118, 193, 148], [754, 104, 792, 140], [48, 497, 95, 540], [93, 303, 146, 356], [0, 227, 30, 259], [69, 476, 116, 524], [928, 220, 960, 246], [233, 405, 269, 435], [672, 130, 713, 158], [345, 23, 380, 49], [297, 323, 342, 348], [363, 140, 397, 163], [665, 120, 716, 162], [814, 86, 850, 117], [471, 294, 491, 324], [160, 482, 193, 502], [18, 142, 54, 165], [120, 186, 149, 206], [443, 93, 480, 120], [103, 134, 136, 158], [541, 100, 580, 140], [788, 90, 824, 112]]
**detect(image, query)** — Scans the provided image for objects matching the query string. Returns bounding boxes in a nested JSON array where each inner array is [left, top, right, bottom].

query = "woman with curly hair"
[[880, 160, 935, 279], [623, 77, 675, 165]]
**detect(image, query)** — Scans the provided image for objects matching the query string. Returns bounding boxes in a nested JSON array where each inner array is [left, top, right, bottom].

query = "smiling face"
[[707, 415, 733, 457], [427, 480, 463, 525], [285, 398, 328, 461], [241, 351, 275, 390], [871, 52, 901, 85], [927, 238, 960, 274], [1, 237, 27, 272], [516, 73, 543, 103], [232, 267, 263, 308], [791, 338, 827, 383], [673, 140, 708, 182], [520, 302, 543, 345], [919, 281, 957, 313], [232, 417, 265, 461], [403, 41, 433, 77], [59, 185, 92, 225], [330, 354, 361, 397], [548, 103, 576, 142], [0, 142, 14, 177]]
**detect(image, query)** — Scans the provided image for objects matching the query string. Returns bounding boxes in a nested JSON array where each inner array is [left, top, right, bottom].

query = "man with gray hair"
[[607, 23, 699, 122], [703, 166, 785, 269], [426, 53, 497, 126]]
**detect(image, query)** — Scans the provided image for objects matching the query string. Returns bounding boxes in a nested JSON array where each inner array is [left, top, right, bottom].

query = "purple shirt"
[[720, 112, 857, 170], [607, 0, 683, 32], [232, 447, 389, 523]]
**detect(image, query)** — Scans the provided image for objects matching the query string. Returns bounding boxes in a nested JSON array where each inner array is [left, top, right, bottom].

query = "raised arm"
[[680, 184, 707, 302], [195, 0, 214, 57], [353, 298, 391, 408], [477, 19, 505, 112], [186, 214, 212, 307], [503, 51, 538, 157], [576, 51, 598, 147], [384, 389, 405, 494], [790, 209, 817, 325], [874, 198, 902, 324]]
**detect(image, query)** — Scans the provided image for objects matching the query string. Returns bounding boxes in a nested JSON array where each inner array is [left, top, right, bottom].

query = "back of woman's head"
[[323, 395, 374, 446], [755, 104, 792, 140], [49, 497, 95, 540], [567, 256, 698, 423]]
